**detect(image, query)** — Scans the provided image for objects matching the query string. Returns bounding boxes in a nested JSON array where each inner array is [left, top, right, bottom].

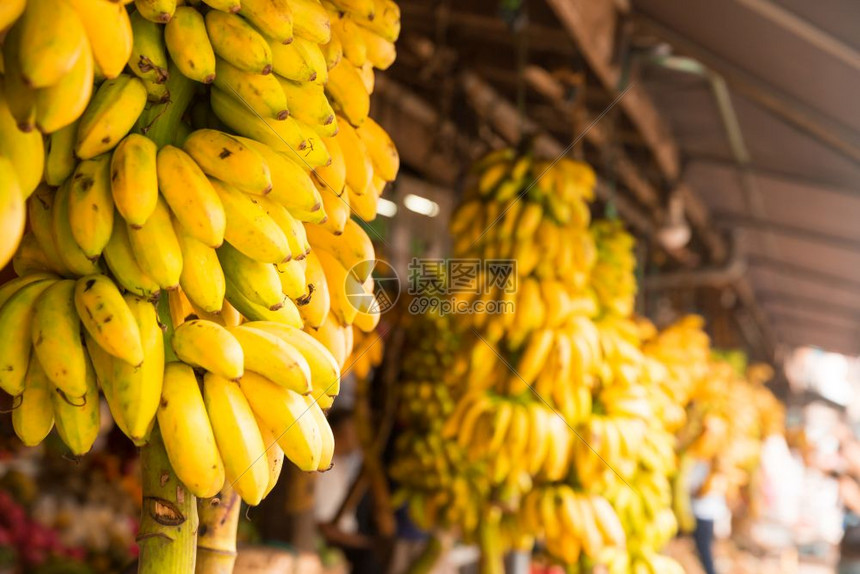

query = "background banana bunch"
[[0, 0, 401, 520]]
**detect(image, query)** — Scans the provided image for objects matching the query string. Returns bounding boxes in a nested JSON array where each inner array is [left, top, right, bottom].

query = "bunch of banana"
[[590, 219, 638, 317]]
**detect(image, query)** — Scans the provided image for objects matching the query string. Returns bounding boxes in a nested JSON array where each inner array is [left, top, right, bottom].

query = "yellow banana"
[[74, 274, 145, 367], [355, 22, 396, 70], [331, 15, 366, 67], [103, 217, 160, 299], [157, 145, 226, 247], [276, 258, 309, 300], [0, 0, 25, 33], [128, 10, 169, 87], [292, 118, 332, 168], [235, 137, 324, 216], [67, 0, 132, 79], [317, 182, 350, 234], [134, 0, 176, 23], [27, 186, 69, 275], [242, 321, 340, 399], [183, 129, 273, 196], [512, 329, 555, 390], [590, 494, 626, 548], [0, 77, 45, 195], [211, 178, 290, 264], [315, 248, 357, 326], [269, 37, 328, 85], [0, 158, 26, 268], [291, 0, 331, 44], [0, 274, 57, 309], [18, 0, 87, 88], [158, 362, 226, 498], [68, 154, 114, 259], [214, 58, 288, 121], [218, 242, 285, 310], [255, 413, 285, 497], [210, 86, 308, 158], [355, 116, 398, 182], [334, 120, 373, 194], [12, 355, 55, 447], [0, 279, 56, 396], [174, 221, 226, 313], [305, 217, 375, 281], [205, 10, 272, 75], [75, 74, 148, 159], [225, 277, 303, 326], [256, 196, 310, 259], [297, 250, 330, 328], [239, 371, 322, 471], [526, 403, 551, 476], [229, 325, 312, 394], [326, 59, 369, 127], [303, 395, 335, 470], [44, 121, 79, 187], [4, 24, 37, 132], [51, 358, 100, 456], [277, 77, 337, 136], [165, 6, 216, 84], [31, 280, 89, 399], [312, 134, 347, 200], [110, 134, 159, 228], [321, 26, 342, 70], [241, 0, 293, 44], [128, 196, 184, 289], [204, 373, 270, 505], [49, 182, 99, 275], [172, 320, 244, 380]]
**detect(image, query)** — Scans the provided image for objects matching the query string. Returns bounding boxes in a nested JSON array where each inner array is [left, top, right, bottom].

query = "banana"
[[158, 362, 226, 498], [134, 0, 176, 23], [31, 280, 89, 399], [48, 182, 99, 275], [204, 373, 270, 505], [12, 355, 55, 447], [255, 413, 285, 497], [276, 259, 309, 300], [225, 277, 304, 325], [331, 15, 366, 68], [590, 494, 626, 548], [211, 178, 290, 264], [201, 0, 241, 13], [111, 134, 159, 228], [315, 248, 358, 326], [67, 0, 132, 79], [68, 154, 114, 258], [103, 217, 160, 299], [128, 197, 184, 289], [239, 371, 322, 471], [205, 11, 273, 75], [355, 23, 396, 70], [297, 250, 330, 328], [291, 0, 331, 44], [128, 11, 170, 101], [18, 0, 87, 88], [3, 24, 37, 132], [305, 218, 375, 281], [242, 321, 340, 399], [575, 494, 605, 558], [355, 117, 398, 182], [526, 403, 551, 476], [512, 329, 555, 390], [0, 279, 56, 396], [321, 29, 343, 71], [165, 6, 216, 84], [75, 274, 145, 366], [76, 74, 148, 159], [172, 320, 244, 380], [214, 58, 288, 121], [168, 288, 196, 327], [0, 0, 25, 32], [210, 86, 307, 158], [234, 137, 324, 216], [156, 145, 226, 247], [44, 121, 78, 186], [276, 77, 337, 137], [174, 221, 226, 313], [229, 325, 312, 394], [27, 186, 68, 275], [0, 77, 45, 195], [240, 0, 294, 44], [0, 274, 57, 309], [218, 242, 285, 310], [183, 129, 273, 196], [303, 395, 335, 470], [0, 158, 26, 268], [317, 182, 350, 234], [326, 59, 369, 127], [312, 134, 347, 199], [293, 118, 332, 167], [334, 120, 372, 194], [328, 0, 375, 18], [256, 196, 310, 259], [51, 358, 100, 456], [270, 35, 327, 83]]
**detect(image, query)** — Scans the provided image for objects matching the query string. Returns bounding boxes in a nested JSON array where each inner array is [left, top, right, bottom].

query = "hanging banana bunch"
[[0, 0, 401, 570]]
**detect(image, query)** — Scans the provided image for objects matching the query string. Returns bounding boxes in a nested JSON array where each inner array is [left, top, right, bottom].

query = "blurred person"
[[688, 459, 728, 574]]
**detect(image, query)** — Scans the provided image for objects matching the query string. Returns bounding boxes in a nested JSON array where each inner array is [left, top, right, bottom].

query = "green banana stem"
[[137, 426, 199, 574], [478, 508, 504, 574], [195, 485, 241, 574], [406, 536, 443, 574], [137, 61, 197, 148]]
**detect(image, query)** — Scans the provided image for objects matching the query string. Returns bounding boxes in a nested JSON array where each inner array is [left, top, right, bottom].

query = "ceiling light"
[[403, 194, 440, 217]]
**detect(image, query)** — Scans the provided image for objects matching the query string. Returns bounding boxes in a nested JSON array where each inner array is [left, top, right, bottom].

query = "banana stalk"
[[137, 426, 199, 574], [138, 296, 199, 573], [137, 61, 196, 148], [478, 507, 504, 574], [196, 485, 241, 574]]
